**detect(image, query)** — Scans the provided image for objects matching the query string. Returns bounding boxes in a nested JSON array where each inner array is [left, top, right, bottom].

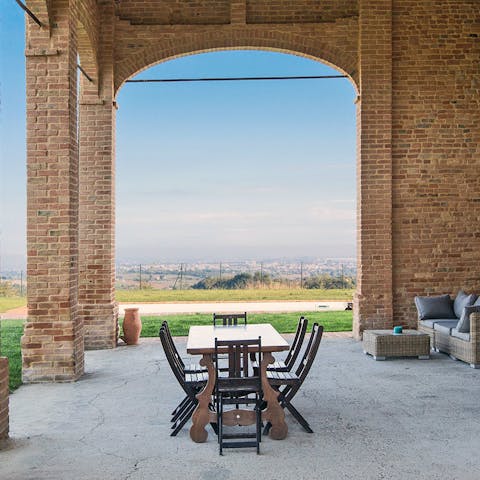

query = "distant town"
[[115, 258, 356, 290], [0, 258, 356, 293]]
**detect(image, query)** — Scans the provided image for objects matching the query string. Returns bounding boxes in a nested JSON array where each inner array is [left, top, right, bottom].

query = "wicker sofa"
[[415, 291, 480, 369]]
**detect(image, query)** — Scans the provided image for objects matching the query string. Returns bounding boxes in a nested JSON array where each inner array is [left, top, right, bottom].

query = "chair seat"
[[217, 377, 260, 393], [433, 320, 459, 335], [252, 359, 289, 371], [185, 371, 208, 384], [266, 370, 298, 385], [185, 363, 207, 373], [221, 395, 259, 405]]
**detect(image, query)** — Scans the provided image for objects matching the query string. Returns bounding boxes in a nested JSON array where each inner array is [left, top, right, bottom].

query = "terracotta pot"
[[122, 308, 142, 345]]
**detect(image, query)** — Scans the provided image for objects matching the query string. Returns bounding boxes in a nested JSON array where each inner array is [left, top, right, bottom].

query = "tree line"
[[191, 272, 355, 290]]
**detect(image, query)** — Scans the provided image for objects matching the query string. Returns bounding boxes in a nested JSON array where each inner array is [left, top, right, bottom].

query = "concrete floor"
[[1, 336, 480, 480]]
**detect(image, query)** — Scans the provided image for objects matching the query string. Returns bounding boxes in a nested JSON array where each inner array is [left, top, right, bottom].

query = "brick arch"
[[90, 11, 392, 347], [114, 29, 358, 94], [77, 21, 98, 87], [76, 0, 99, 88], [113, 30, 367, 337]]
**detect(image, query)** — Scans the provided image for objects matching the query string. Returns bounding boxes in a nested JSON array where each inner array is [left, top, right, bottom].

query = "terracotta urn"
[[121, 308, 142, 345]]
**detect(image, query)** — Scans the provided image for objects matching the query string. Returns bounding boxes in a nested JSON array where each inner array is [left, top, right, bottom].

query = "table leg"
[[261, 352, 288, 440], [190, 354, 215, 443]]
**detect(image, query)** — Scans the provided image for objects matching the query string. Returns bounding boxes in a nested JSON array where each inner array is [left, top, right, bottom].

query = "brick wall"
[[392, 1, 480, 326], [24, 0, 480, 380], [0, 358, 9, 440], [246, 0, 357, 24], [116, 0, 231, 25]]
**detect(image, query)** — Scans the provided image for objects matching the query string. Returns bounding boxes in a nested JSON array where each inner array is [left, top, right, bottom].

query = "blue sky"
[[1, 4, 357, 270]]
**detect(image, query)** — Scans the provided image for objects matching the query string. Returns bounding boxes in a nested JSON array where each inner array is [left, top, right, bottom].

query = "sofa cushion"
[[456, 305, 480, 333], [414, 295, 456, 320], [433, 320, 459, 335], [453, 290, 477, 318], [474, 296, 480, 307], [451, 328, 470, 342], [420, 318, 459, 329]]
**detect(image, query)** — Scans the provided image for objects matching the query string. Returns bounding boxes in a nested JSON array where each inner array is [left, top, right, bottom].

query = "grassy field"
[[122, 311, 353, 337], [1, 311, 352, 392], [116, 288, 354, 303], [0, 289, 354, 313], [0, 319, 23, 391], [0, 296, 26, 313]]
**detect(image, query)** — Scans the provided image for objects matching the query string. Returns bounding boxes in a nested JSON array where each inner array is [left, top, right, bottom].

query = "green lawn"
[[1, 311, 352, 392], [0, 296, 26, 313], [0, 289, 354, 311], [117, 288, 354, 303], [124, 311, 353, 337], [0, 319, 24, 391]]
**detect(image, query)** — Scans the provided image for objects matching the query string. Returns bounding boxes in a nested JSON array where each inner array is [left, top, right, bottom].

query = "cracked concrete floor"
[[1, 336, 480, 480]]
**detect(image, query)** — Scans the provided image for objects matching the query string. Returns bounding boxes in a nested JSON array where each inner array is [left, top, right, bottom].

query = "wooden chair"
[[161, 321, 205, 374], [213, 312, 247, 326], [264, 323, 324, 434], [253, 316, 308, 373], [159, 325, 208, 436], [160, 322, 204, 426], [213, 313, 249, 371], [214, 337, 263, 454], [274, 316, 308, 371]]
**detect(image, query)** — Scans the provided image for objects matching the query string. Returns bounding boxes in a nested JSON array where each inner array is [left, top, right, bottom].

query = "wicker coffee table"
[[363, 330, 430, 361]]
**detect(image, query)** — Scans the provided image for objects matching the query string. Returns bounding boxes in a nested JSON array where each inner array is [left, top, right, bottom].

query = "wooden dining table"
[[186, 323, 290, 443]]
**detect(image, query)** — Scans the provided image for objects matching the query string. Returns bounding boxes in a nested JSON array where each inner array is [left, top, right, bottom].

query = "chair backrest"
[[287, 323, 323, 398], [213, 312, 247, 327], [214, 337, 261, 392], [284, 316, 308, 369], [160, 320, 185, 369], [159, 325, 191, 395]]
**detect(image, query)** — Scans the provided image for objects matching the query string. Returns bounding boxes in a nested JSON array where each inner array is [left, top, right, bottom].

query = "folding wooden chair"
[[264, 323, 324, 434], [159, 325, 208, 436], [214, 337, 263, 454], [253, 316, 308, 373], [161, 321, 205, 374]]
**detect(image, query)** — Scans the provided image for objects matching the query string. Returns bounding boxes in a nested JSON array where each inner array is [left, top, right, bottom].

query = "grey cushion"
[[414, 295, 455, 320], [456, 305, 480, 333], [451, 328, 470, 342], [433, 320, 459, 335], [420, 318, 459, 329], [453, 290, 477, 318], [474, 296, 480, 307]]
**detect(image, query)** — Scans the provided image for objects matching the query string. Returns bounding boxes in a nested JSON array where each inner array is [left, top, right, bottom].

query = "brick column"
[[22, 0, 84, 382], [353, 0, 393, 338], [0, 358, 8, 440], [78, 1, 118, 349]]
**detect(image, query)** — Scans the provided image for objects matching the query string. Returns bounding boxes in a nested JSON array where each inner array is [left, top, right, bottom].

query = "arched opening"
[[114, 49, 358, 331]]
